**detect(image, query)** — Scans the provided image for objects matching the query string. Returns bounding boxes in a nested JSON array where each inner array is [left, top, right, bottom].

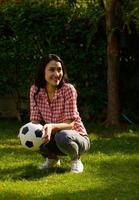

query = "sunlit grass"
[[0, 119, 139, 200]]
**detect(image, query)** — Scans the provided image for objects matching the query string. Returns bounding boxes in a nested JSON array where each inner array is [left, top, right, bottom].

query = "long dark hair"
[[34, 54, 68, 101]]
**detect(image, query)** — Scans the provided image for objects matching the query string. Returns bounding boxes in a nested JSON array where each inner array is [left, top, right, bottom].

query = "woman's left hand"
[[42, 124, 53, 144]]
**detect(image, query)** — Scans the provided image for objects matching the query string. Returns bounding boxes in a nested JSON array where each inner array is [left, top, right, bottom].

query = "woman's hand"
[[42, 124, 53, 144], [41, 120, 74, 143]]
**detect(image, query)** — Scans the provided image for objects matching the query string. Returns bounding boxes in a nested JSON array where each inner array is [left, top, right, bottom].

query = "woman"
[[30, 54, 90, 173]]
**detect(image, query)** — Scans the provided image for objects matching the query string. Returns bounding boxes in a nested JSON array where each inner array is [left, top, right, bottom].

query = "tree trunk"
[[103, 0, 120, 126]]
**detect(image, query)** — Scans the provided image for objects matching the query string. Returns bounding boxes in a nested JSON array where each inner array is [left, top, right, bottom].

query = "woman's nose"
[[54, 70, 59, 76]]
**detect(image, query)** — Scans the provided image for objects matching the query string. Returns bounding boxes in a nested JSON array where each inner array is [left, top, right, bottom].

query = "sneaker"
[[71, 159, 84, 173], [38, 158, 61, 170]]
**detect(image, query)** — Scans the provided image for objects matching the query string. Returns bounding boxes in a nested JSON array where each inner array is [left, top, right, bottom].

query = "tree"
[[102, 0, 120, 126]]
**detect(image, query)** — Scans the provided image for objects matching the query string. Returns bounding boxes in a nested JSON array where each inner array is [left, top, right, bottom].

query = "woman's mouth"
[[52, 78, 60, 83]]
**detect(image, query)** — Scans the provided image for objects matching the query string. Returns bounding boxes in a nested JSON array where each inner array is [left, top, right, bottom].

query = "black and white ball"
[[19, 122, 43, 151]]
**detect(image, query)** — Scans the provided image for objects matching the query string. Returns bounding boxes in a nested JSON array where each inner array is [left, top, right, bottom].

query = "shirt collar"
[[39, 87, 63, 100]]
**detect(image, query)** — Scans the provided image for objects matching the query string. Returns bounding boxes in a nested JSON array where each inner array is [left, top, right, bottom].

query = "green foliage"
[[0, 0, 106, 121], [116, 0, 139, 123], [0, 0, 139, 122], [117, 0, 139, 33]]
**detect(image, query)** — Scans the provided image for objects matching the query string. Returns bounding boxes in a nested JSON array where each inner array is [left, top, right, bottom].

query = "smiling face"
[[44, 60, 63, 89]]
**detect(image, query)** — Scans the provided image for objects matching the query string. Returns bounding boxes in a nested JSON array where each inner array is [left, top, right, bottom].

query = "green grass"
[[0, 119, 139, 200]]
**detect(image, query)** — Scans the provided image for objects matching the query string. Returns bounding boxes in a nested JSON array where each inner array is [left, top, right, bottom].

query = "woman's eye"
[[57, 68, 62, 72], [48, 67, 62, 73], [49, 68, 55, 72]]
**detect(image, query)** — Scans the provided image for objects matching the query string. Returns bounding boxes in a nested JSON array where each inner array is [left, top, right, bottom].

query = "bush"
[[0, 1, 106, 122]]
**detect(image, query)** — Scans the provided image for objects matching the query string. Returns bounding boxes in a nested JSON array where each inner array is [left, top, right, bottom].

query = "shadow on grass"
[[0, 164, 68, 181], [87, 123, 139, 138], [0, 136, 138, 182], [0, 161, 139, 200], [0, 188, 126, 200], [41, 158, 138, 200], [0, 147, 36, 160], [0, 135, 138, 181], [1, 135, 138, 159], [89, 135, 139, 155], [0, 123, 139, 183], [0, 146, 69, 181]]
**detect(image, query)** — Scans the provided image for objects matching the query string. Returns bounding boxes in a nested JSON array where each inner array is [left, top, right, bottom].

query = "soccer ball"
[[19, 122, 43, 151]]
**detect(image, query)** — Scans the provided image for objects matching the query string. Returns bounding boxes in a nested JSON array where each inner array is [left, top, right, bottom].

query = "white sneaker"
[[71, 159, 84, 173], [38, 158, 61, 170]]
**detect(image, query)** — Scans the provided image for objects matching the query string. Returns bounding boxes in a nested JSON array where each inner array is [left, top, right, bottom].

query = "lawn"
[[0, 119, 139, 200]]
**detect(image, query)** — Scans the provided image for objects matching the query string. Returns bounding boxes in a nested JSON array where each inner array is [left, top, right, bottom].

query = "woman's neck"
[[46, 85, 57, 94], [46, 85, 57, 102]]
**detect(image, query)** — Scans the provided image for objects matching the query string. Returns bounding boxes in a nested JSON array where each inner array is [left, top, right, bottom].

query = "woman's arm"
[[50, 120, 74, 132], [42, 120, 74, 143], [31, 121, 41, 124]]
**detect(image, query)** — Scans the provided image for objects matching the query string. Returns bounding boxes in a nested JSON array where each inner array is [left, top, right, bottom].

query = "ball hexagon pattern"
[[22, 127, 29, 135], [35, 129, 43, 137], [25, 141, 34, 148], [19, 122, 43, 151]]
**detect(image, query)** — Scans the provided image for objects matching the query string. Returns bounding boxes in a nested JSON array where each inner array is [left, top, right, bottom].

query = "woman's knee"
[[54, 131, 69, 146]]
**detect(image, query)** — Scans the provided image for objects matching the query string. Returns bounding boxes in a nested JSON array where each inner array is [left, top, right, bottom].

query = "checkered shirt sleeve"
[[64, 84, 78, 121]]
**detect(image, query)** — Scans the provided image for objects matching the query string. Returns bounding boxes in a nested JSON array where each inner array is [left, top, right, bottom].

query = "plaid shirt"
[[30, 83, 87, 135]]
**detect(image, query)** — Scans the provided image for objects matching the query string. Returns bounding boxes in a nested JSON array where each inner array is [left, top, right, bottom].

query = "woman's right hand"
[[42, 124, 53, 144]]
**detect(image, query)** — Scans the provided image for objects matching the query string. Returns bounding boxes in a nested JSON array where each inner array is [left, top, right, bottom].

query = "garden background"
[[0, 1, 139, 200], [0, 0, 139, 125]]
